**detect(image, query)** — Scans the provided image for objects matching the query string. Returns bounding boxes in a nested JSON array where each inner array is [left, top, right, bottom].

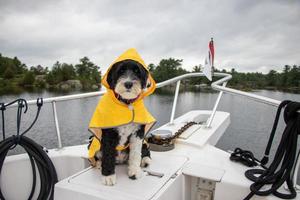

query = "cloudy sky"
[[0, 0, 299, 73]]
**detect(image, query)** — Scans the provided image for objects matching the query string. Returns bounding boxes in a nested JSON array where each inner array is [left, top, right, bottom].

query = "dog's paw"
[[141, 156, 151, 168], [128, 166, 143, 180], [102, 174, 116, 186]]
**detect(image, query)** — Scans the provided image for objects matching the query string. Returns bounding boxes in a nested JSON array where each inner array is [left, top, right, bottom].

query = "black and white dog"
[[98, 60, 151, 185]]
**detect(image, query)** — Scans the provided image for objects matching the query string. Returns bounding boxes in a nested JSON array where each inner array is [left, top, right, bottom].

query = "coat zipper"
[[128, 104, 134, 123]]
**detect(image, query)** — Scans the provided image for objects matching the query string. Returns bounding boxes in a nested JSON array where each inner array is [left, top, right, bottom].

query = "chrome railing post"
[[52, 101, 63, 149], [170, 80, 181, 124], [206, 82, 227, 128]]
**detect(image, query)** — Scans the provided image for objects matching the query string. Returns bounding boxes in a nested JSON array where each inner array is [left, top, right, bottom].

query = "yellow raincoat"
[[88, 48, 156, 165]]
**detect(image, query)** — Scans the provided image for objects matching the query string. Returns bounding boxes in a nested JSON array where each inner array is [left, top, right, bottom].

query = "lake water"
[[1, 89, 300, 167]]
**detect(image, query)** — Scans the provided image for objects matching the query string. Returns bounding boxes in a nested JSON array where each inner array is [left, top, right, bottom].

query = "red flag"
[[209, 39, 214, 67], [203, 38, 215, 81]]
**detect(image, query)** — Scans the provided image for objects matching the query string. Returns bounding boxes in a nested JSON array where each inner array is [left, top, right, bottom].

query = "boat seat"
[[54, 153, 188, 200]]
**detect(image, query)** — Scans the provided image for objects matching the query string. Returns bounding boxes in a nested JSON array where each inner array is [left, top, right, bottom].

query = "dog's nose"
[[124, 81, 133, 89]]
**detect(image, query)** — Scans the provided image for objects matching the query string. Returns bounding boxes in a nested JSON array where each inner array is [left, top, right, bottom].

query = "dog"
[[88, 49, 156, 186]]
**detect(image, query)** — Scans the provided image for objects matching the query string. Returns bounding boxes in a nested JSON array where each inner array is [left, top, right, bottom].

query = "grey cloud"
[[0, 0, 299, 73]]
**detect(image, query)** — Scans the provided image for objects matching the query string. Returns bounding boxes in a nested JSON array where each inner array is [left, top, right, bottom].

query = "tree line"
[[0, 53, 101, 94], [148, 58, 300, 92], [0, 53, 299, 95]]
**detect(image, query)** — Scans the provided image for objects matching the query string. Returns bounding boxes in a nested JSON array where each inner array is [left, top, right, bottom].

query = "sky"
[[0, 0, 299, 74]]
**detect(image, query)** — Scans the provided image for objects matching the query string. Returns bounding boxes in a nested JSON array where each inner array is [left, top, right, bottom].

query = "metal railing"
[[4, 72, 299, 142], [3, 72, 300, 188], [4, 72, 292, 148], [3, 72, 231, 148]]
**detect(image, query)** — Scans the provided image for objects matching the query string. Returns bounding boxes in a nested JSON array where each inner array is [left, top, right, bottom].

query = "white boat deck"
[[1, 110, 297, 200]]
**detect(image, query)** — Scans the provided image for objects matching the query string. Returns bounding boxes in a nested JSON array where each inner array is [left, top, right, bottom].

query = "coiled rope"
[[0, 98, 58, 200], [231, 100, 300, 199]]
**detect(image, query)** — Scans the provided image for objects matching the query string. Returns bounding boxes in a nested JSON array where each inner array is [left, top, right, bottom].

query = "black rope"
[[260, 100, 291, 165], [230, 148, 266, 169], [230, 100, 292, 170], [231, 100, 300, 200], [0, 98, 58, 200]]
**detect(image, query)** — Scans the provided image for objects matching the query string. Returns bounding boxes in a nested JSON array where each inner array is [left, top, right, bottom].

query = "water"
[[0, 89, 300, 161]]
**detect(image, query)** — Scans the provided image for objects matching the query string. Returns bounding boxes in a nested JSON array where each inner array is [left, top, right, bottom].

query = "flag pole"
[[206, 38, 227, 128]]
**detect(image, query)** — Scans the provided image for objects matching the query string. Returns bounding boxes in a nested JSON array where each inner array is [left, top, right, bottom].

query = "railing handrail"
[[4, 72, 225, 107], [2, 72, 286, 109], [211, 73, 281, 107], [2, 72, 285, 109]]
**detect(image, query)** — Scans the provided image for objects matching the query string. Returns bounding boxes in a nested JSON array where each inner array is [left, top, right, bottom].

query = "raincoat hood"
[[87, 48, 156, 166], [102, 48, 156, 97]]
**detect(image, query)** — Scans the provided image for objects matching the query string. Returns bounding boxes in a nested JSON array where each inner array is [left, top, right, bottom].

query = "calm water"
[[0, 89, 300, 161]]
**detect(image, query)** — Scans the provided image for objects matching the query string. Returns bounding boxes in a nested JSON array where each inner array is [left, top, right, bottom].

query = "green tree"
[[190, 65, 208, 85], [286, 65, 300, 87], [13, 57, 26, 74], [75, 57, 101, 84], [148, 63, 156, 73], [228, 68, 239, 86], [23, 71, 35, 85], [90, 67, 101, 84], [0, 55, 27, 78], [3, 67, 14, 79], [231, 68, 236, 74], [46, 61, 63, 84], [151, 58, 187, 82], [193, 65, 201, 72], [281, 65, 291, 87], [266, 70, 278, 87], [76, 57, 94, 78], [0, 58, 15, 77], [30, 65, 47, 75], [45, 72, 55, 85], [61, 63, 76, 81]]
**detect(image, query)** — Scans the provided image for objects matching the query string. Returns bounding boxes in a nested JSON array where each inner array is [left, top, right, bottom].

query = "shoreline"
[[1, 85, 299, 97]]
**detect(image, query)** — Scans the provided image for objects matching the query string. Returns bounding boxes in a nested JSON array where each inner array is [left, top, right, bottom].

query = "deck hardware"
[[196, 178, 215, 200], [171, 173, 178, 179], [148, 121, 199, 151], [144, 170, 164, 178]]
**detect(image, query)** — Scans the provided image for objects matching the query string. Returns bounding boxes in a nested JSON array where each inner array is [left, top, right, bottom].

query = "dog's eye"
[[133, 68, 139, 74]]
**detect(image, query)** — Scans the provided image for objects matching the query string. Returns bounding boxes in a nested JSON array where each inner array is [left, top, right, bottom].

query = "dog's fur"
[[96, 60, 151, 186]]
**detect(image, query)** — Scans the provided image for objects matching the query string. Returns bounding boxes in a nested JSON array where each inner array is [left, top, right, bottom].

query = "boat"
[[0, 72, 299, 200]]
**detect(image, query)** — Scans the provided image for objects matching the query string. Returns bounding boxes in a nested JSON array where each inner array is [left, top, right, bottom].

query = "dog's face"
[[107, 60, 148, 100]]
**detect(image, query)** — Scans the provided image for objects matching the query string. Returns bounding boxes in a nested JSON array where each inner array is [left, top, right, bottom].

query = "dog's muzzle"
[[124, 81, 133, 89]]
